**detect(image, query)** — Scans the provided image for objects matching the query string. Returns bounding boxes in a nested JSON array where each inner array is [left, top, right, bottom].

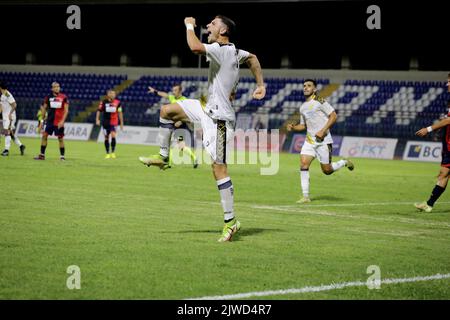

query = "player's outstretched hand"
[[252, 85, 266, 100], [148, 86, 156, 93], [286, 123, 294, 132], [184, 17, 196, 28], [415, 128, 428, 137]]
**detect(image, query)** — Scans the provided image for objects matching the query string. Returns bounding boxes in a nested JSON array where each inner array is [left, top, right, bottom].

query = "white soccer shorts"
[[300, 140, 333, 164], [2, 114, 16, 131], [177, 99, 234, 164]]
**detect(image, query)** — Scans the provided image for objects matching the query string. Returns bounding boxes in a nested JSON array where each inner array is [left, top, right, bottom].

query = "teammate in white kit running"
[[0, 82, 25, 156], [287, 79, 354, 203], [139, 15, 265, 242]]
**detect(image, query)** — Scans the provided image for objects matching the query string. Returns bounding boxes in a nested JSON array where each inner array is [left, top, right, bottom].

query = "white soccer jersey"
[[299, 95, 335, 145], [204, 42, 250, 122], [1, 90, 16, 117]]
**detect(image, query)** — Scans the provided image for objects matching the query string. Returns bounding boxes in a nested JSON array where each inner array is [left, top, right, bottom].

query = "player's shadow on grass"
[[177, 228, 283, 240], [312, 195, 346, 201]]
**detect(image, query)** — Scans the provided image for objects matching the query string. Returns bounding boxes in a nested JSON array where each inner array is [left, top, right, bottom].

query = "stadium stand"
[[1, 71, 448, 140], [0, 72, 127, 122]]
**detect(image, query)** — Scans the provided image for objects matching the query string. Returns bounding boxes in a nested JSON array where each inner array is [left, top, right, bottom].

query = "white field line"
[[187, 273, 450, 300], [251, 205, 450, 229]]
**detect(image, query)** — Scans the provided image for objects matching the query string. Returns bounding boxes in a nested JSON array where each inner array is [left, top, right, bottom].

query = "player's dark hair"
[[216, 15, 236, 39], [0, 81, 6, 90], [173, 83, 182, 90], [304, 79, 317, 87]]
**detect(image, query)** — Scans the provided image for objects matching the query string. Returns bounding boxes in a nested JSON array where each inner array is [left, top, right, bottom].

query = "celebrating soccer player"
[[0, 81, 25, 156], [139, 15, 265, 242], [96, 90, 124, 159], [414, 73, 450, 213], [34, 82, 69, 161], [287, 79, 354, 204]]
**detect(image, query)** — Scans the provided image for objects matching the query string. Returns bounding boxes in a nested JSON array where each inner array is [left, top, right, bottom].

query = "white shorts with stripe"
[[177, 99, 234, 164], [300, 140, 333, 164], [2, 114, 17, 131]]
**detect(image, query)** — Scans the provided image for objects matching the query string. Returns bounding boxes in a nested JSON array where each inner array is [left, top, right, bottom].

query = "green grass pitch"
[[1, 137, 449, 299]]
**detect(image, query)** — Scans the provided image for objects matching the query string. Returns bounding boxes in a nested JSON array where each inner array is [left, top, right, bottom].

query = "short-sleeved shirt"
[[44, 93, 69, 126], [168, 95, 187, 104], [98, 98, 123, 126], [1, 90, 16, 117], [204, 42, 250, 122], [299, 95, 335, 145]]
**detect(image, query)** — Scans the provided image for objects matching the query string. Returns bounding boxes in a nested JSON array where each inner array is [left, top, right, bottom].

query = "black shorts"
[[441, 150, 450, 168], [102, 125, 117, 136], [45, 123, 64, 137]]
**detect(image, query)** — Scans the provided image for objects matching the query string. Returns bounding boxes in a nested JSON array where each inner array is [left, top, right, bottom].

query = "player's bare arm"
[[148, 86, 169, 98], [287, 122, 306, 132], [185, 17, 206, 54], [58, 104, 69, 129], [119, 110, 124, 130], [246, 53, 265, 100], [95, 110, 101, 126], [416, 117, 450, 137], [316, 111, 337, 140]]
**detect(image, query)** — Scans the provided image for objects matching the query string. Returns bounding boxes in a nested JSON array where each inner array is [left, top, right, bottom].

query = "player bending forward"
[[287, 79, 354, 204], [139, 15, 265, 242]]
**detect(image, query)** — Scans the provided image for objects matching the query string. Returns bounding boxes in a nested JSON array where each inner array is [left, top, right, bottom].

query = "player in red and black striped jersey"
[[414, 73, 450, 212], [96, 90, 124, 159], [34, 82, 69, 161]]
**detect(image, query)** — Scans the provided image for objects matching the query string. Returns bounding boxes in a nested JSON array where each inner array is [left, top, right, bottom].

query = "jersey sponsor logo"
[[50, 101, 63, 109], [105, 104, 117, 113]]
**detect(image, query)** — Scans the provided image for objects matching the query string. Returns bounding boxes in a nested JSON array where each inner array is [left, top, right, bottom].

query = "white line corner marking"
[[186, 273, 450, 300]]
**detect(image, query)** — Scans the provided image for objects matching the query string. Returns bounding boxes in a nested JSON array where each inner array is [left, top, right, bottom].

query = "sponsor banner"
[[97, 125, 160, 145], [233, 130, 282, 152], [16, 120, 93, 141], [403, 141, 442, 162], [289, 134, 306, 154], [288, 134, 343, 155], [339, 136, 398, 159]]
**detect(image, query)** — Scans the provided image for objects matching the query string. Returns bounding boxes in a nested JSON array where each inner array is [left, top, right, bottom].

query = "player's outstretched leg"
[[214, 163, 240, 242], [139, 103, 188, 170], [297, 155, 314, 203], [415, 167, 449, 213]]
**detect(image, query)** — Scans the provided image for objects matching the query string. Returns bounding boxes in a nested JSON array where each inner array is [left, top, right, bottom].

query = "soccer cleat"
[[111, 153, 116, 159], [414, 202, 433, 213], [20, 145, 26, 156], [1, 149, 9, 156], [218, 219, 241, 242], [344, 158, 354, 171], [296, 197, 311, 204], [105, 154, 111, 159], [34, 154, 45, 160], [193, 160, 199, 169], [139, 154, 170, 170], [60, 156, 66, 161]]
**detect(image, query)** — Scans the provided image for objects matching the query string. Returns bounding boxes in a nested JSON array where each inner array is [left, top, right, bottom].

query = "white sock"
[[5, 136, 11, 150], [13, 136, 22, 146], [300, 169, 310, 198], [331, 159, 347, 172], [217, 177, 234, 222], [158, 117, 174, 158]]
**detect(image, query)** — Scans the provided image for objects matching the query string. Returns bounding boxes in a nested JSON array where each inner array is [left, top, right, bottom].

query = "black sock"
[[60, 147, 65, 156], [41, 145, 47, 155], [104, 140, 110, 153], [427, 185, 446, 207], [111, 138, 116, 152]]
